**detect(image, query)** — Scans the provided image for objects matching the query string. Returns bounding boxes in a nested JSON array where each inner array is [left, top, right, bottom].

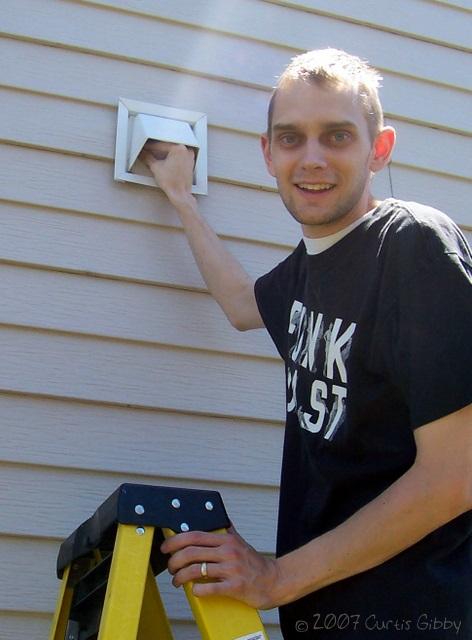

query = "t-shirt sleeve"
[[254, 246, 302, 360], [389, 230, 472, 430]]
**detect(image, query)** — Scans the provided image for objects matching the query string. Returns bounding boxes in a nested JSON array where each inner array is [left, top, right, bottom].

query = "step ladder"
[[49, 483, 269, 640]]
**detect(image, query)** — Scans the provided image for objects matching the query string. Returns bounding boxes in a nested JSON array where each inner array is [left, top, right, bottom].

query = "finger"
[[138, 149, 158, 168], [142, 140, 179, 156], [144, 140, 197, 166], [161, 530, 227, 555], [171, 560, 220, 588], [167, 543, 224, 575]]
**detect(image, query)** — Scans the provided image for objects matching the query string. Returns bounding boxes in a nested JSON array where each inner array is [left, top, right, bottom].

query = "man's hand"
[[160, 526, 281, 609], [140, 141, 196, 207]]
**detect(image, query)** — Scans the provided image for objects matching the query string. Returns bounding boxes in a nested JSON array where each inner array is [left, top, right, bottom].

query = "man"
[[141, 49, 471, 638]]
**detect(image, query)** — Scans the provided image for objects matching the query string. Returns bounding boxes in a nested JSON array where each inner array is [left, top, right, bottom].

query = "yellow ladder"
[[49, 483, 269, 640]]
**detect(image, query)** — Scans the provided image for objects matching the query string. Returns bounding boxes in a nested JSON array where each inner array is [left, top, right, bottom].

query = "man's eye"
[[332, 131, 350, 144], [279, 134, 298, 145]]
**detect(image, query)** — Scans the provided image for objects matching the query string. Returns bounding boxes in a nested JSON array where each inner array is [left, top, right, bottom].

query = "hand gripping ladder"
[[49, 483, 269, 640]]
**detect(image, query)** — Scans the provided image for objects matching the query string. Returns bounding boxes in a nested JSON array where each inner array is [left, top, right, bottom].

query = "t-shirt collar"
[[303, 208, 376, 255]]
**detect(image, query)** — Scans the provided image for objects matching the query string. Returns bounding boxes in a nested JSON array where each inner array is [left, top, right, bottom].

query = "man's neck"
[[303, 205, 378, 255]]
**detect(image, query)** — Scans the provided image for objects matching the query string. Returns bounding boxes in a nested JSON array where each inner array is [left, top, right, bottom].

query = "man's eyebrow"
[[324, 120, 358, 129], [272, 120, 358, 131], [271, 123, 299, 132]]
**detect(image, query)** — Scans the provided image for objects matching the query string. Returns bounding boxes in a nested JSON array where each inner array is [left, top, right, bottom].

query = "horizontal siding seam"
[[428, 0, 472, 12], [1, 31, 470, 94], [0, 610, 52, 620], [0, 191, 292, 247], [0, 388, 285, 426], [0, 317, 281, 364], [389, 161, 472, 183], [0, 256, 213, 293], [0, 460, 281, 493], [76, 0, 472, 54], [261, 0, 472, 53], [0, 33, 272, 92]]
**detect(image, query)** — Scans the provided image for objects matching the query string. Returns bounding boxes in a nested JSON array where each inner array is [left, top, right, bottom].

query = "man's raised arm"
[[141, 142, 264, 331]]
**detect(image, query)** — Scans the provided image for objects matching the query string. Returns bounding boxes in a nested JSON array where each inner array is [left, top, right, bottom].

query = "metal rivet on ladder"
[[171, 498, 181, 509], [205, 501, 214, 511], [180, 522, 190, 532], [134, 504, 145, 515], [136, 527, 145, 536]]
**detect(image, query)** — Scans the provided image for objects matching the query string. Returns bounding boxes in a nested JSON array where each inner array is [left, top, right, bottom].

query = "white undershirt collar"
[[303, 208, 375, 255]]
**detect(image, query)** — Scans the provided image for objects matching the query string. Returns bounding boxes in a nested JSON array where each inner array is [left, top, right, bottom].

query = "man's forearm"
[[172, 194, 263, 330], [141, 143, 263, 331]]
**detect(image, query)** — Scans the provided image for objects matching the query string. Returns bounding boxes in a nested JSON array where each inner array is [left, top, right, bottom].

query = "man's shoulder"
[[374, 198, 471, 264], [377, 198, 457, 232]]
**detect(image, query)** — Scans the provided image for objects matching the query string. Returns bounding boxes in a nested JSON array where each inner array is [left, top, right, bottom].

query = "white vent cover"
[[114, 98, 207, 195]]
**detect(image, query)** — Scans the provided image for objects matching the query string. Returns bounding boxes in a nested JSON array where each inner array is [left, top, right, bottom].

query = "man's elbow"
[[227, 307, 264, 331], [226, 298, 264, 331], [231, 318, 249, 332], [229, 315, 258, 332]]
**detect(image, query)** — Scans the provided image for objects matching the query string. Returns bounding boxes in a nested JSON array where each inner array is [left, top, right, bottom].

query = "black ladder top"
[[56, 483, 231, 578]]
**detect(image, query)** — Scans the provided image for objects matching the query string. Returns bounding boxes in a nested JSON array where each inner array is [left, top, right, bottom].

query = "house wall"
[[0, 1, 470, 637]]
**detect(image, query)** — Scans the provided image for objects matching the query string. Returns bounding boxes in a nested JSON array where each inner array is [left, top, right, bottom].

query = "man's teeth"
[[298, 183, 334, 191]]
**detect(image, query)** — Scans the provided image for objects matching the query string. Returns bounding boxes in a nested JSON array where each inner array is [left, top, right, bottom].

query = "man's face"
[[261, 80, 389, 238]]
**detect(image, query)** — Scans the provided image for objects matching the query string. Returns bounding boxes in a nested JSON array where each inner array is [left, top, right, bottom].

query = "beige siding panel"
[[390, 120, 471, 179], [0, 614, 51, 640], [0, 202, 290, 289], [379, 74, 470, 135], [259, 0, 471, 49], [0, 327, 285, 421], [2, 0, 290, 88], [0, 87, 114, 160], [0, 35, 271, 133], [3, 0, 468, 90], [0, 394, 283, 487], [0, 88, 470, 185], [0, 464, 279, 552], [1, 37, 470, 135], [0, 536, 280, 627], [0, 143, 300, 247], [0, 265, 278, 359], [373, 166, 471, 230]]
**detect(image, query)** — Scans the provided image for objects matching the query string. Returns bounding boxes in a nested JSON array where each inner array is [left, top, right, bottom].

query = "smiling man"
[[141, 49, 472, 639]]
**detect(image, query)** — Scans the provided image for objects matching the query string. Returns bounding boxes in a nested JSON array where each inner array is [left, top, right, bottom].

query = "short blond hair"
[[267, 48, 384, 141]]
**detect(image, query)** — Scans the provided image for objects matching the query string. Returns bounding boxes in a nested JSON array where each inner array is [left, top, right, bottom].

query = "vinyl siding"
[[0, 1, 470, 637]]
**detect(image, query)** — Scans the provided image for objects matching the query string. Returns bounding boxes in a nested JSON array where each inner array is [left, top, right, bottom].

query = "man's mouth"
[[296, 183, 335, 192]]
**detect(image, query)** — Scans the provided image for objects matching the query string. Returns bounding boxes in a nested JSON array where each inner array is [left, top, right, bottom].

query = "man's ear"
[[260, 133, 276, 177], [370, 126, 396, 173]]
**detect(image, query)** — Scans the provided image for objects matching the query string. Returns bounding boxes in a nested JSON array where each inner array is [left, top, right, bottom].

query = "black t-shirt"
[[254, 199, 472, 639]]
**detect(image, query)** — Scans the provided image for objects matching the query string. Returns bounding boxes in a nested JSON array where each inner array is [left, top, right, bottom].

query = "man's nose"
[[301, 139, 327, 170]]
